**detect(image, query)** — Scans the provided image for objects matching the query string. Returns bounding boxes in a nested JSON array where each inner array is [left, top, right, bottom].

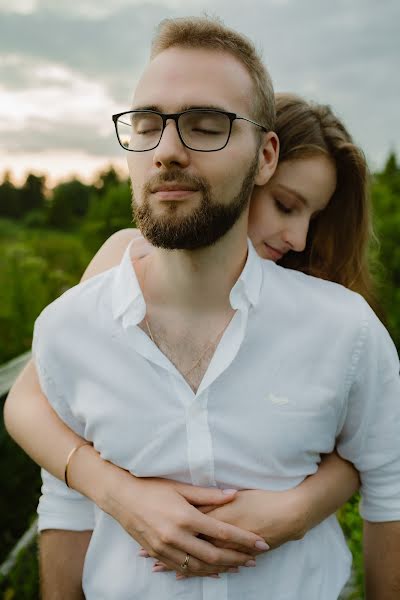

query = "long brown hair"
[[274, 93, 384, 320]]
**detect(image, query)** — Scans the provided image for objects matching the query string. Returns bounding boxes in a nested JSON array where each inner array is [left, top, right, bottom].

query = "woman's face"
[[248, 154, 337, 261]]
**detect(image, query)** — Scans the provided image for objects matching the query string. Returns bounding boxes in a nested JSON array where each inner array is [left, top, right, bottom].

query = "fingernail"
[[152, 566, 166, 572], [222, 488, 237, 495], [138, 550, 150, 557], [245, 560, 256, 567], [228, 567, 239, 573], [255, 540, 270, 550], [176, 574, 186, 580]]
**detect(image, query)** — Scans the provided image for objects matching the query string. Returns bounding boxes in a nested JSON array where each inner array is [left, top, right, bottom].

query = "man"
[[34, 16, 400, 600]]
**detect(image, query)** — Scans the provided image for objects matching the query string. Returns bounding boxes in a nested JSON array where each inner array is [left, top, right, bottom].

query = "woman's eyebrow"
[[276, 184, 309, 208]]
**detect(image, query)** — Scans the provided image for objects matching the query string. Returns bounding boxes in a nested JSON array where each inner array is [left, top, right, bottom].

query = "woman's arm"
[[192, 450, 360, 548], [295, 450, 360, 535]]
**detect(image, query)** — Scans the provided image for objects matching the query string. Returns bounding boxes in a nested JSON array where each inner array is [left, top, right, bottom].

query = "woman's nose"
[[283, 220, 309, 253]]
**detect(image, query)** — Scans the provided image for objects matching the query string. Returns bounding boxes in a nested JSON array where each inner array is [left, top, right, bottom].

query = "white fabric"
[[33, 238, 400, 600]]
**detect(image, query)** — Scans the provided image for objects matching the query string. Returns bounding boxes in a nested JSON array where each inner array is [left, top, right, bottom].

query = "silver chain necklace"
[[144, 315, 232, 377]]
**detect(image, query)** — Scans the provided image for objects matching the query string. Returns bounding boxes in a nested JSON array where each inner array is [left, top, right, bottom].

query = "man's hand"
[[100, 468, 269, 578]]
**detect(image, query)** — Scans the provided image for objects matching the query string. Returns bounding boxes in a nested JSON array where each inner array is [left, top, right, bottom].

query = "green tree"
[[0, 172, 22, 220], [47, 179, 92, 229], [95, 166, 122, 196], [80, 181, 133, 253], [19, 174, 46, 216]]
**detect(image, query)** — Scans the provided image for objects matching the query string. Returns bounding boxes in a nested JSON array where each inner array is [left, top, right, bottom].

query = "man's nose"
[[153, 120, 190, 169]]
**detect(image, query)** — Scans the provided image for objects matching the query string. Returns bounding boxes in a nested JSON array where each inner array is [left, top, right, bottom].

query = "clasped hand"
[[103, 469, 304, 580]]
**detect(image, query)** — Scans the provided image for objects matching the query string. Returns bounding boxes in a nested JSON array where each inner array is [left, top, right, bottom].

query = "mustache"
[[143, 170, 209, 195]]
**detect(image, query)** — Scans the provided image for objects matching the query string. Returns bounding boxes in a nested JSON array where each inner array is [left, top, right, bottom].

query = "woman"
[[4, 94, 382, 583]]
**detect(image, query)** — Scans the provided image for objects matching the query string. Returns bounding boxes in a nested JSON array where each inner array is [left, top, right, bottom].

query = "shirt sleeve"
[[32, 314, 95, 532], [336, 298, 400, 522]]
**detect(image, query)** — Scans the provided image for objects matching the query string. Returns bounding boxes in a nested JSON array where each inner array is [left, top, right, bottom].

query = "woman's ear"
[[254, 132, 279, 186]]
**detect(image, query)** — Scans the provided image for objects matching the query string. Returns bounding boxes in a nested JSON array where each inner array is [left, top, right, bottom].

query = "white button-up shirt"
[[34, 238, 400, 600]]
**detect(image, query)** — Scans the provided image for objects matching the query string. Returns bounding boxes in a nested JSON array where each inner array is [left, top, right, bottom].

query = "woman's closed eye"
[[274, 198, 293, 215]]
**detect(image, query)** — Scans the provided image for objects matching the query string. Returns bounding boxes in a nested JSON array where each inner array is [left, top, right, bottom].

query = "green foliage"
[[0, 174, 22, 220], [0, 228, 91, 363], [0, 536, 39, 599], [337, 495, 364, 598], [80, 180, 133, 253], [20, 175, 46, 216], [370, 155, 400, 348], [94, 166, 122, 196], [0, 405, 41, 566], [47, 179, 92, 229]]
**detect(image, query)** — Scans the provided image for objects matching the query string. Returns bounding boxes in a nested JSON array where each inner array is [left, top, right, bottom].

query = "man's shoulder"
[[260, 260, 368, 323], [35, 267, 115, 332]]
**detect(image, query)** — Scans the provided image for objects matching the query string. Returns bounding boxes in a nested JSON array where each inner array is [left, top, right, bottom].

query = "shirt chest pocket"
[[216, 380, 340, 471], [262, 384, 339, 456]]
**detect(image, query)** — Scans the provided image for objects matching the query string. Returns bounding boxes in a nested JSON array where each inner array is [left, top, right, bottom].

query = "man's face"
[[127, 47, 264, 249]]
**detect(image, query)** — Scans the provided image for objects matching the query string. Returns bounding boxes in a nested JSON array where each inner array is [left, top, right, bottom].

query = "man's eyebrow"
[[276, 184, 309, 209], [130, 104, 231, 113]]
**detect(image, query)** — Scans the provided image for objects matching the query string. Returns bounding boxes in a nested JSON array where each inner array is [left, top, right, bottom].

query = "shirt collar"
[[111, 238, 146, 326], [229, 238, 263, 310], [111, 236, 263, 327]]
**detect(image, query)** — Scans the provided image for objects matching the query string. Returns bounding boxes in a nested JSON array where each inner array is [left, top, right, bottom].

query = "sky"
[[0, 0, 398, 186]]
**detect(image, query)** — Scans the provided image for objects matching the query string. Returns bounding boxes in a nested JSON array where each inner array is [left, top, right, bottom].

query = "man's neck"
[[138, 214, 249, 316]]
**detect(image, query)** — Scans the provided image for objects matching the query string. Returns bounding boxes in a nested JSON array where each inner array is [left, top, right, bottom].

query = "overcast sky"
[[0, 0, 398, 185]]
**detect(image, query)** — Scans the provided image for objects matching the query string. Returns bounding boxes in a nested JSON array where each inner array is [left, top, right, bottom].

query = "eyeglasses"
[[112, 109, 268, 152]]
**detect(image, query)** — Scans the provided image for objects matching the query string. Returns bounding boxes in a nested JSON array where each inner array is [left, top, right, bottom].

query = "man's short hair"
[[150, 15, 275, 132]]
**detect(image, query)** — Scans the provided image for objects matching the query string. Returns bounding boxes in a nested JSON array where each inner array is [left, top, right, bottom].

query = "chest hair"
[[138, 318, 230, 393]]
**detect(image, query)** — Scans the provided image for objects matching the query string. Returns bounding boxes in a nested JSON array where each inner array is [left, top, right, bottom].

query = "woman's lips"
[[264, 243, 283, 261]]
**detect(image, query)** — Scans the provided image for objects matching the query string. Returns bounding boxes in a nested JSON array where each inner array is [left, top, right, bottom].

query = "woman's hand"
[[197, 488, 306, 549], [142, 487, 306, 579], [98, 465, 269, 579]]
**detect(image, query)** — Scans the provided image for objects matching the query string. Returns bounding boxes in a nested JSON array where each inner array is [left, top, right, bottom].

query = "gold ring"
[[180, 554, 190, 570]]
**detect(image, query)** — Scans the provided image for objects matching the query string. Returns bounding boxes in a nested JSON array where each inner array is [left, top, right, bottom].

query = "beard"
[[131, 152, 259, 250]]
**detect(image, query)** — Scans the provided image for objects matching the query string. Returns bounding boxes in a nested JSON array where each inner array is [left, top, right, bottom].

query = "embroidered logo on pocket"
[[267, 393, 289, 406]]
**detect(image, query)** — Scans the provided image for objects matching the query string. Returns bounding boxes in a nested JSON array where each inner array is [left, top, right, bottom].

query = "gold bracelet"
[[64, 442, 93, 488]]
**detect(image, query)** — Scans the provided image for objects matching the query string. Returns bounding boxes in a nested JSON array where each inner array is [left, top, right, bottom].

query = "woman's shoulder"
[[80, 228, 140, 282]]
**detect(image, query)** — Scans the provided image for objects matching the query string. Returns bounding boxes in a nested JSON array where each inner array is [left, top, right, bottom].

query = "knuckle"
[[215, 524, 229, 541], [206, 548, 220, 564], [158, 526, 175, 545], [152, 538, 166, 555], [175, 515, 189, 529]]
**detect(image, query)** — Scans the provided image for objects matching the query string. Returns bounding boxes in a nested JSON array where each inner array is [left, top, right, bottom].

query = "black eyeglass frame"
[[111, 108, 268, 153]]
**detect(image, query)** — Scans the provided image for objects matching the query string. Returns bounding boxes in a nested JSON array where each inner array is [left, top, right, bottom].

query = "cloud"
[[0, 0, 398, 173], [0, 4, 175, 103], [3, 116, 117, 156]]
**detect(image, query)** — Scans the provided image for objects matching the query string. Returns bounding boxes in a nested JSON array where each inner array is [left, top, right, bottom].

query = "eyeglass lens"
[[116, 111, 231, 151]]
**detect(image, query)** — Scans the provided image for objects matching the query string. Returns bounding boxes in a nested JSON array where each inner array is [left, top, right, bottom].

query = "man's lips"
[[150, 183, 199, 200]]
